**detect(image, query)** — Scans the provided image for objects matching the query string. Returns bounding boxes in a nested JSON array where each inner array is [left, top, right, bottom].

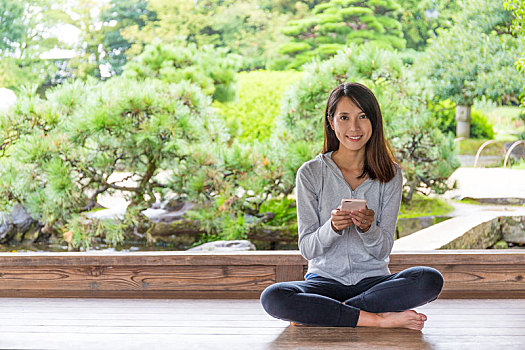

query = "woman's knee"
[[260, 282, 292, 317], [418, 266, 444, 299], [397, 266, 444, 299]]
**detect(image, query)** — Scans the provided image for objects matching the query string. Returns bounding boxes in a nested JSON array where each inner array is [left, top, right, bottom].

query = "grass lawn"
[[456, 138, 509, 156], [399, 193, 454, 219]]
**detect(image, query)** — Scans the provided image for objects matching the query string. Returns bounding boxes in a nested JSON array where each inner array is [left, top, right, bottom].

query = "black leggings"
[[260, 266, 444, 327]]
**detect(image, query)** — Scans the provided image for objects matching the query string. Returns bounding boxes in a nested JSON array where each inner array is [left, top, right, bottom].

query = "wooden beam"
[[0, 251, 523, 299]]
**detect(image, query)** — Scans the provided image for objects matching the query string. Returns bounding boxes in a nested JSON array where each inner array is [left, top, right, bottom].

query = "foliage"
[[505, 0, 525, 135], [423, 0, 525, 107], [0, 0, 25, 53], [212, 70, 303, 141], [470, 109, 495, 139], [0, 77, 228, 248], [428, 99, 494, 138], [99, 0, 158, 76], [121, 0, 291, 71], [122, 42, 240, 102], [398, 0, 460, 51], [0, 0, 68, 90], [279, 0, 406, 69], [183, 137, 299, 242], [398, 193, 454, 219], [274, 43, 460, 203]]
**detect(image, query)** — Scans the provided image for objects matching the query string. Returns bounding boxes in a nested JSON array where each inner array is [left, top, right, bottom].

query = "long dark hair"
[[322, 82, 397, 183]]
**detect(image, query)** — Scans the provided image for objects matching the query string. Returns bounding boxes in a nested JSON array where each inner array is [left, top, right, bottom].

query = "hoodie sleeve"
[[355, 166, 403, 260], [296, 163, 343, 261]]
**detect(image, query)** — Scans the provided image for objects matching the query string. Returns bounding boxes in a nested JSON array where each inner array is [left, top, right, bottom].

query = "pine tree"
[[279, 0, 405, 69]]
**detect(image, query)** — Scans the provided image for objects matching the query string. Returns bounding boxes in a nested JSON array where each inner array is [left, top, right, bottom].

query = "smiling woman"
[[260, 83, 444, 330]]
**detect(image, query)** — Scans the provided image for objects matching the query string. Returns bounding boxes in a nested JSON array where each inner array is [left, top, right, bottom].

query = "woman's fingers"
[[331, 209, 353, 231]]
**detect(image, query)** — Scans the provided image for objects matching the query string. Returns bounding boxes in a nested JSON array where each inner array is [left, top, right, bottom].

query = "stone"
[[0, 212, 14, 243], [11, 204, 33, 233], [187, 240, 256, 251], [441, 217, 502, 249], [455, 105, 471, 138], [502, 216, 525, 244]]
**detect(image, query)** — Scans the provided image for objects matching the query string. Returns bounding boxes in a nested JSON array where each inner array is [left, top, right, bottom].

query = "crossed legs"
[[260, 266, 443, 330]]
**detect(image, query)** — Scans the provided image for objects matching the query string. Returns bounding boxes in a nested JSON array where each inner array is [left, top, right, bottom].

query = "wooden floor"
[[0, 298, 523, 350]]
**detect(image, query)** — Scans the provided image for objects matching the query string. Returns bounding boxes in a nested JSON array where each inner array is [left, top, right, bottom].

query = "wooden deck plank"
[[0, 299, 524, 350]]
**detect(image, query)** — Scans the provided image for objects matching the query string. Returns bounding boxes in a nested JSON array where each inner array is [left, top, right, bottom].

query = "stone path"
[[444, 168, 525, 201]]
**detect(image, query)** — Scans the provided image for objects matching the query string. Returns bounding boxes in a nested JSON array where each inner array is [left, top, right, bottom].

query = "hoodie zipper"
[[318, 152, 355, 279]]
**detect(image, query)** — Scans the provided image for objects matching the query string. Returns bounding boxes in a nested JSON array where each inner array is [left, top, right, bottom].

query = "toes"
[[419, 313, 427, 321]]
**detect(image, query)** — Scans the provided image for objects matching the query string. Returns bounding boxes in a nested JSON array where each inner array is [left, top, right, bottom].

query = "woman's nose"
[[349, 118, 360, 130]]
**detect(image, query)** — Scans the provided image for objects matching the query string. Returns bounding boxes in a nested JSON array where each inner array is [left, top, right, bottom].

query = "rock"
[[502, 216, 525, 244], [441, 217, 502, 249], [11, 204, 33, 233], [0, 212, 14, 243], [187, 240, 256, 251], [145, 202, 195, 223]]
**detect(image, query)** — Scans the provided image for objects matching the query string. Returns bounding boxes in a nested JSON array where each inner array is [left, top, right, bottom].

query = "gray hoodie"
[[295, 151, 403, 285]]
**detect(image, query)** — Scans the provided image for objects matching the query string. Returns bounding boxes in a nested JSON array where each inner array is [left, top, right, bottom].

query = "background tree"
[[0, 77, 229, 248], [398, 0, 460, 51], [279, 0, 405, 69], [0, 0, 67, 90], [99, 0, 158, 76], [121, 0, 290, 71], [424, 0, 525, 138], [122, 42, 239, 102]]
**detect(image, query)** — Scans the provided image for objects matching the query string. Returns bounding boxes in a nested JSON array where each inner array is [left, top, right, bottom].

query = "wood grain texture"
[[0, 250, 523, 298], [0, 298, 524, 350]]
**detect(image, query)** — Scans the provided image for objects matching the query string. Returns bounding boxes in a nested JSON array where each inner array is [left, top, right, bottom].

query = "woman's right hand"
[[331, 206, 353, 232]]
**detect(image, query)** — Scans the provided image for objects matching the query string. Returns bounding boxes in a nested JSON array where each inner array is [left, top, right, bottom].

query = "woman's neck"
[[332, 148, 366, 172]]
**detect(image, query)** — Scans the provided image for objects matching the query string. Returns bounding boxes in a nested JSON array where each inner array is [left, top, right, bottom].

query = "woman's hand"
[[349, 206, 375, 232], [330, 207, 354, 232]]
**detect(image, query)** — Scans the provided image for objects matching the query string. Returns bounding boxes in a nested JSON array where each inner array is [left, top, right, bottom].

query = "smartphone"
[[340, 199, 366, 212]]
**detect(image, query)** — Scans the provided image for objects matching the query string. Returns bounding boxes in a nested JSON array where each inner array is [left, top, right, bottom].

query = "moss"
[[492, 240, 509, 249]]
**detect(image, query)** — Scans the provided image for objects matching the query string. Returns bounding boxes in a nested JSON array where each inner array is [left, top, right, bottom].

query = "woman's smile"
[[346, 135, 363, 142]]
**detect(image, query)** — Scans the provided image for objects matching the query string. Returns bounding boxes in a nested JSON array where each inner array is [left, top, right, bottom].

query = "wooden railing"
[[0, 250, 523, 298]]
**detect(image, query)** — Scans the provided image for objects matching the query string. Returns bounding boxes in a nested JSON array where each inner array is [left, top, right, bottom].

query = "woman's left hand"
[[349, 206, 375, 232]]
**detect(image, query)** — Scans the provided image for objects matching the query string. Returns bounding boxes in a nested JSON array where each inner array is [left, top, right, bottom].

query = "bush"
[[212, 70, 303, 141], [470, 109, 495, 139], [0, 77, 229, 248], [122, 42, 240, 102]]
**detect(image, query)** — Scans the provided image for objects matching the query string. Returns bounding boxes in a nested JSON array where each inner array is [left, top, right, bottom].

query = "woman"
[[260, 83, 443, 330]]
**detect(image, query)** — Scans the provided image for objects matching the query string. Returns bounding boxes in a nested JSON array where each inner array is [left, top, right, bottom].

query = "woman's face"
[[329, 96, 372, 153]]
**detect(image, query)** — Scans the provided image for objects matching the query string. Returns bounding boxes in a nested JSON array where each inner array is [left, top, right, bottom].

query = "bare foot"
[[376, 310, 427, 330]]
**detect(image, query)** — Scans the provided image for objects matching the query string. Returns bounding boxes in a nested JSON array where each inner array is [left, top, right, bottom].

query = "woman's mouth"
[[346, 135, 363, 142]]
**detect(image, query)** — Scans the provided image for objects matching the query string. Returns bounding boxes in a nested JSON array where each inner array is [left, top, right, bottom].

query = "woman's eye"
[[359, 114, 367, 119], [340, 116, 348, 120]]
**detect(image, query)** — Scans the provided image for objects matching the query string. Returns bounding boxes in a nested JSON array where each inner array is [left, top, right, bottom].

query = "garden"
[[0, 0, 524, 252]]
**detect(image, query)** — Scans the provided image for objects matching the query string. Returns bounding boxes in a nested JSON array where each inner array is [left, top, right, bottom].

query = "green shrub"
[[212, 70, 303, 141], [122, 42, 240, 102], [470, 109, 495, 139], [0, 77, 228, 249]]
